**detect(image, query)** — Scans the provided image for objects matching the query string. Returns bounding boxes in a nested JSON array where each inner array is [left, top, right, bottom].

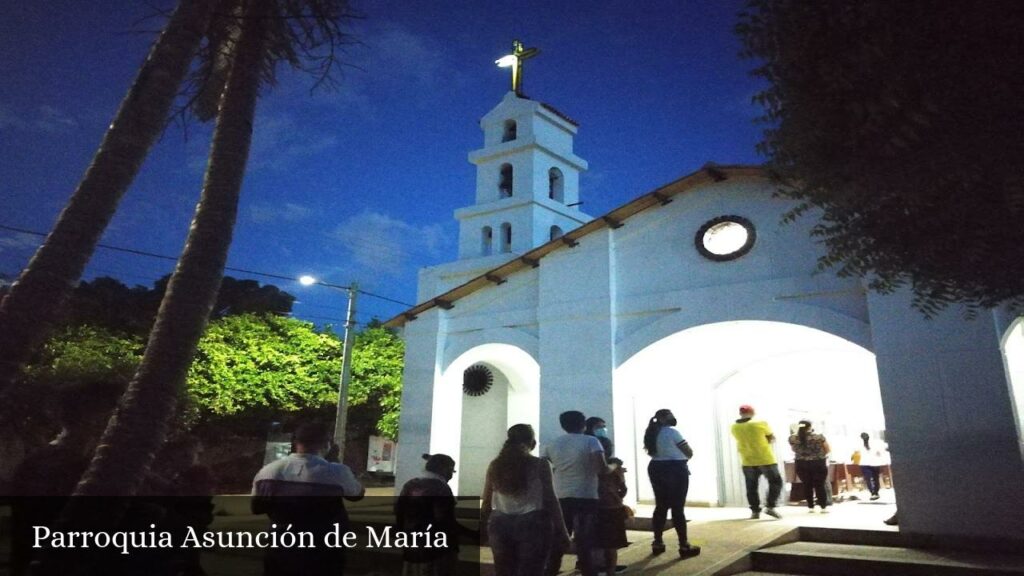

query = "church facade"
[[385, 92, 1024, 543]]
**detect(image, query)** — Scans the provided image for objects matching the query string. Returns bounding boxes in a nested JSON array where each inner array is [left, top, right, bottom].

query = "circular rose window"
[[695, 216, 756, 261]]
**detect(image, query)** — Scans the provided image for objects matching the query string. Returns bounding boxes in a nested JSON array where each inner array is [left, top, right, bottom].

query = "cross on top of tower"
[[495, 39, 539, 97]]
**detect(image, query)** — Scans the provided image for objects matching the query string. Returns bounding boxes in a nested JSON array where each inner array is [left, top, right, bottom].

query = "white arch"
[[613, 320, 882, 507], [433, 339, 540, 495], [616, 297, 873, 369]]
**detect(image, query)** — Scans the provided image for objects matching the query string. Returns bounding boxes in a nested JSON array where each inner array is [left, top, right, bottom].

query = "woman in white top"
[[642, 409, 701, 559], [858, 432, 890, 500], [482, 424, 570, 576]]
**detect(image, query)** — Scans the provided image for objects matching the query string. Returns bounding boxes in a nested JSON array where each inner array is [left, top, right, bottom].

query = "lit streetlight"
[[298, 275, 358, 460]]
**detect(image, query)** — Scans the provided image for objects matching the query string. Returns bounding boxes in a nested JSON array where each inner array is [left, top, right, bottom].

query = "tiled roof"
[[539, 102, 579, 126]]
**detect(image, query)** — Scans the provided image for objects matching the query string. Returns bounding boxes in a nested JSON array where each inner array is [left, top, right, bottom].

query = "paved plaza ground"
[[197, 486, 900, 575]]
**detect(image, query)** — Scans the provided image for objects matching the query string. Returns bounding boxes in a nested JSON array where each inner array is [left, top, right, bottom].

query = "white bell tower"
[[455, 91, 591, 259], [415, 41, 592, 302]]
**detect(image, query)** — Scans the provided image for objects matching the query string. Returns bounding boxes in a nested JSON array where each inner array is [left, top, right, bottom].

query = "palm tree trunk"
[[73, 0, 268, 498], [0, 0, 215, 393]]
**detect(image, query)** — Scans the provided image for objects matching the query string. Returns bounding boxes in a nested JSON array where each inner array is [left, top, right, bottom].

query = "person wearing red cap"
[[730, 405, 783, 519]]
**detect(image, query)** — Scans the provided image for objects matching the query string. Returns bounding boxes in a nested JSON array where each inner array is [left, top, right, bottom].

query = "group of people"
[[732, 404, 890, 516], [476, 412, 636, 576], [248, 405, 890, 576], [395, 409, 702, 576]]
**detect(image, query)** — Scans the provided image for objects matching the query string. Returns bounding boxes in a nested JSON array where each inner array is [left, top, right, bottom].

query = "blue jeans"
[[861, 465, 881, 495], [489, 510, 552, 576], [648, 460, 691, 545], [546, 498, 598, 576], [742, 464, 782, 511]]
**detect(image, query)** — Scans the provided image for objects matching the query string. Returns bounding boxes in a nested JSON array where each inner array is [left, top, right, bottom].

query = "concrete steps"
[[742, 529, 1024, 576]]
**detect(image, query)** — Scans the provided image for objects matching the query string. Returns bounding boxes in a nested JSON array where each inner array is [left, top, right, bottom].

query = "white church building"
[[384, 89, 1024, 544]]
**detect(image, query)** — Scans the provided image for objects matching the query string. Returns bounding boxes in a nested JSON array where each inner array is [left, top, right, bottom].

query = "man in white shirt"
[[252, 422, 364, 576], [541, 411, 605, 576]]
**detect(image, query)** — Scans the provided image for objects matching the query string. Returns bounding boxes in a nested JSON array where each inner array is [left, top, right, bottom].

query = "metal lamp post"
[[299, 275, 358, 460]]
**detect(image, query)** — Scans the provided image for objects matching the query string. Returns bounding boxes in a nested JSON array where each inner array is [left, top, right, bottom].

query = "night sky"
[[0, 0, 764, 328]]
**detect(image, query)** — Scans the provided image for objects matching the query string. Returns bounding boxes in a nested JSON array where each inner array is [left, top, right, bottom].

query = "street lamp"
[[298, 275, 358, 460]]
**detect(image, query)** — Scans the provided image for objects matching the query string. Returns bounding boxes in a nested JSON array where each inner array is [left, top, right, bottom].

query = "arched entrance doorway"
[[432, 343, 540, 496], [613, 321, 885, 507]]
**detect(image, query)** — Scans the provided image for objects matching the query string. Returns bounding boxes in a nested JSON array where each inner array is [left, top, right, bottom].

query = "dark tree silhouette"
[[0, 0, 216, 394], [737, 0, 1024, 314], [73, 0, 354, 497]]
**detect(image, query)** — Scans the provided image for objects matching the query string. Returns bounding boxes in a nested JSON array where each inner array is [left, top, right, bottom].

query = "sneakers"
[[651, 541, 666, 555], [764, 508, 782, 519], [819, 507, 830, 514], [749, 510, 761, 519], [870, 494, 880, 501], [807, 507, 816, 513], [679, 544, 702, 559]]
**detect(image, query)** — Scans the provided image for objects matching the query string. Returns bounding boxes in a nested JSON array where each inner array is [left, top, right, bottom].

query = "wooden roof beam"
[[485, 273, 506, 285], [704, 164, 728, 182], [602, 215, 624, 229]]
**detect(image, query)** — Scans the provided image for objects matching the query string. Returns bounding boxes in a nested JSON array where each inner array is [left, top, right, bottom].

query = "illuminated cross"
[[495, 39, 540, 97]]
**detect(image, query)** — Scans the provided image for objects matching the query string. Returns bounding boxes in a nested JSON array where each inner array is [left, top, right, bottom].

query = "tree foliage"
[[17, 313, 404, 439], [58, 275, 294, 337], [188, 313, 341, 415], [21, 326, 143, 390], [737, 0, 1024, 314], [186, 316, 403, 438], [350, 327, 404, 439]]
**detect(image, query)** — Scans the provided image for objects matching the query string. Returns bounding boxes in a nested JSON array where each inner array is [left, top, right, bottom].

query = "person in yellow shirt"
[[730, 405, 783, 519]]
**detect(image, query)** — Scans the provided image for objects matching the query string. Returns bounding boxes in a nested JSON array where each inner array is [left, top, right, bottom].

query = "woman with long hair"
[[858, 432, 889, 501], [482, 424, 570, 576], [643, 409, 701, 559], [788, 420, 832, 512]]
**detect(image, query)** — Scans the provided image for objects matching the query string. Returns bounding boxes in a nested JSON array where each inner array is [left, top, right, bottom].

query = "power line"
[[356, 288, 413, 307], [0, 223, 415, 308]]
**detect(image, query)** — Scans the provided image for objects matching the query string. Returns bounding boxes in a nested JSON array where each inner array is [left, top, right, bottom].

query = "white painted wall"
[[400, 167, 1024, 543], [1001, 318, 1024, 457], [868, 290, 1024, 540]]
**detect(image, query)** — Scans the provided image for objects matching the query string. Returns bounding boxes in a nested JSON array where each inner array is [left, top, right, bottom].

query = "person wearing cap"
[[730, 405, 783, 519], [395, 453, 474, 575]]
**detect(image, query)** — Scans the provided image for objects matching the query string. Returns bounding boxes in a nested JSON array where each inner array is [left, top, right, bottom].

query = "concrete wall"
[[868, 290, 1024, 541]]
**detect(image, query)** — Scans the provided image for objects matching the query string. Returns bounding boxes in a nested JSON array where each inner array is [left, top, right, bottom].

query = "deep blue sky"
[[0, 0, 764, 328]]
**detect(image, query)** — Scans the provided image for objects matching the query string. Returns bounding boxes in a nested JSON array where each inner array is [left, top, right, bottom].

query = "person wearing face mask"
[[251, 422, 364, 576], [643, 409, 701, 559], [586, 417, 630, 575]]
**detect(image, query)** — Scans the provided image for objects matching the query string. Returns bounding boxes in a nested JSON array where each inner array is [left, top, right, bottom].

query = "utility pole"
[[334, 282, 358, 459]]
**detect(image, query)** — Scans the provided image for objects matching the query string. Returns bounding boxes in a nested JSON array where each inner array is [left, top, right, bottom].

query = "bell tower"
[[416, 41, 592, 301], [455, 90, 591, 259]]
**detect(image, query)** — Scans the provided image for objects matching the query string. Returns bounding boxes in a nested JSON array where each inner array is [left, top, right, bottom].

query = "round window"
[[695, 216, 756, 261]]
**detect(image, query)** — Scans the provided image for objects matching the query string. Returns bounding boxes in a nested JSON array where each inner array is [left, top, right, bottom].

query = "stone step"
[[751, 541, 1024, 576], [796, 526, 904, 548]]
